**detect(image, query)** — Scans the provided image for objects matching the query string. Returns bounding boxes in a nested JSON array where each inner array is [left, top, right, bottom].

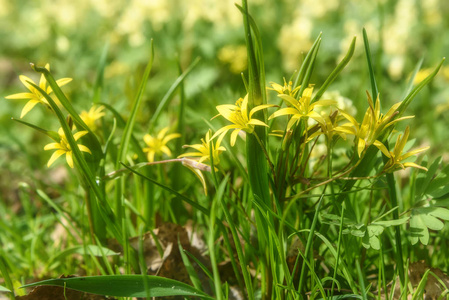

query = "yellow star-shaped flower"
[[44, 128, 91, 168], [383, 126, 429, 173], [5, 64, 72, 118], [268, 86, 336, 131], [179, 130, 226, 166], [143, 127, 180, 162], [213, 94, 274, 146], [80, 105, 105, 131]]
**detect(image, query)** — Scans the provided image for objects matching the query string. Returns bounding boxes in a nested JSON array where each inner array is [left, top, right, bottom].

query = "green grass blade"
[[99, 102, 146, 161], [92, 42, 109, 104], [121, 163, 210, 216], [297, 36, 322, 98], [298, 193, 324, 296], [20, 275, 214, 299], [397, 58, 445, 117], [363, 28, 379, 101], [31, 64, 103, 164], [292, 32, 322, 91], [116, 40, 154, 169], [219, 196, 254, 299], [312, 36, 356, 103], [26, 80, 119, 243], [149, 57, 200, 128], [11, 118, 59, 141], [400, 57, 423, 101]]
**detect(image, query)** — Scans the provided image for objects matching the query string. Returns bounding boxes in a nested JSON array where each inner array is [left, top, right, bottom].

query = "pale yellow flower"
[[213, 94, 274, 146], [143, 127, 180, 162], [44, 128, 91, 168], [267, 78, 300, 97], [337, 92, 414, 157], [179, 130, 226, 166], [5, 64, 72, 118], [382, 126, 429, 173], [268, 85, 336, 131], [80, 105, 105, 131]]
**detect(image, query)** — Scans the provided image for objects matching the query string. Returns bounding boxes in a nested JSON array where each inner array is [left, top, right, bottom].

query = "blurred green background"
[[1, 0, 449, 200]]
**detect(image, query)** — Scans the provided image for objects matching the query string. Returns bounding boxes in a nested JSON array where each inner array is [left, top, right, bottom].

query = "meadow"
[[1, 0, 449, 299]]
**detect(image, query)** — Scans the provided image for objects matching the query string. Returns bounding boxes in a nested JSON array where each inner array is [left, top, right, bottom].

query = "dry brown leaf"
[[408, 261, 449, 299]]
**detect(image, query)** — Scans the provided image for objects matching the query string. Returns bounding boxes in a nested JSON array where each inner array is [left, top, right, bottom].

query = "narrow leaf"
[[20, 275, 213, 299]]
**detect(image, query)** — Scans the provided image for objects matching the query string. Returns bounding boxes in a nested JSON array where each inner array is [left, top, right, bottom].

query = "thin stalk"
[[298, 191, 325, 297]]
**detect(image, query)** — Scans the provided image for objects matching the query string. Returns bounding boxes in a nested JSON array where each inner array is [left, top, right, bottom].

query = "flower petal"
[[20, 100, 40, 118], [47, 150, 65, 167], [5, 92, 35, 100], [66, 152, 74, 168]]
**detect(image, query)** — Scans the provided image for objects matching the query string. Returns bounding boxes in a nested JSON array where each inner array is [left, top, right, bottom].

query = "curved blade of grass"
[[48, 245, 119, 268], [116, 40, 154, 169], [219, 194, 254, 299], [0, 285, 11, 293], [363, 28, 379, 102], [99, 102, 146, 161], [11, 118, 59, 141], [401, 57, 423, 101], [312, 36, 356, 103], [397, 57, 445, 117], [31, 65, 103, 164], [298, 193, 324, 296], [292, 32, 322, 91], [297, 36, 321, 99], [20, 275, 213, 299], [120, 163, 210, 216], [364, 28, 405, 285], [26, 80, 120, 243], [92, 42, 109, 104], [149, 57, 200, 128]]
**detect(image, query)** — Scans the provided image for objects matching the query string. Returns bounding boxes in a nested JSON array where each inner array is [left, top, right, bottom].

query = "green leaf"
[[20, 275, 213, 299], [427, 164, 449, 199], [416, 156, 442, 198], [11, 118, 59, 141], [397, 58, 445, 118], [48, 245, 119, 268], [0, 285, 11, 292], [149, 57, 200, 128], [121, 163, 210, 216], [420, 214, 444, 230], [312, 36, 356, 103], [409, 213, 429, 245]]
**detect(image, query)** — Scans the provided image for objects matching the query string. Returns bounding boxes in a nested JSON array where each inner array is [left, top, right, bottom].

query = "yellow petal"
[[78, 144, 92, 154], [73, 131, 89, 141], [268, 107, 299, 120], [20, 100, 40, 118], [230, 129, 242, 146], [19, 75, 36, 92], [44, 142, 62, 151], [66, 152, 74, 168], [5, 92, 34, 99], [373, 140, 390, 157], [47, 150, 65, 167]]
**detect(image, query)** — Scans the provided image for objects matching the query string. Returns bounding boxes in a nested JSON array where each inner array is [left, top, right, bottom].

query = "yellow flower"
[[213, 94, 274, 146], [337, 92, 414, 157], [143, 127, 180, 162], [267, 78, 300, 97], [268, 85, 336, 131], [383, 126, 429, 173], [178, 130, 226, 166], [80, 105, 105, 131], [5, 64, 72, 118], [44, 128, 91, 168]]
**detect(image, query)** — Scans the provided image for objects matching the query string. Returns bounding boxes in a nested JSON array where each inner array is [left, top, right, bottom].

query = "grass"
[[1, 0, 449, 299]]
